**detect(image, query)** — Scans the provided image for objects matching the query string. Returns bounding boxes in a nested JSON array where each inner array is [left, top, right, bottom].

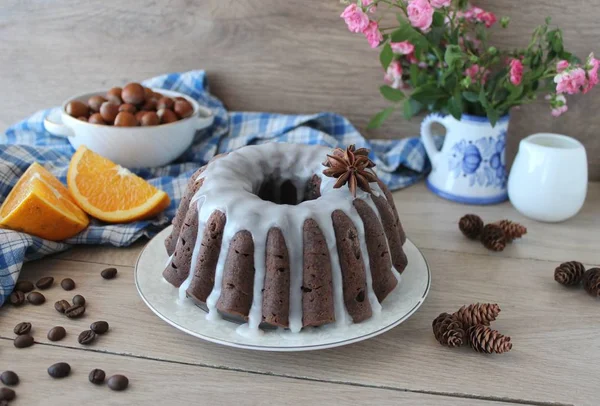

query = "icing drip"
[[176, 143, 400, 334]]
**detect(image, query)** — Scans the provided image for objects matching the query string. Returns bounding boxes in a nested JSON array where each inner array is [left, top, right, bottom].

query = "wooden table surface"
[[1, 182, 598, 406]]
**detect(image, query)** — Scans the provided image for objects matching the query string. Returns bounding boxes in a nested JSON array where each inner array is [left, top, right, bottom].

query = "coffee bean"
[[60, 278, 75, 291], [14, 334, 34, 348], [27, 291, 45, 305], [54, 300, 71, 314], [15, 280, 34, 293], [101, 267, 118, 279], [0, 388, 15, 401], [65, 304, 85, 318], [14, 322, 32, 335], [73, 294, 86, 306], [107, 375, 129, 391], [48, 362, 71, 378], [0, 371, 19, 386], [0, 399, 8, 406], [78, 330, 97, 345], [35, 276, 54, 290], [90, 321, 109, 335], [88, 368, 106, 385], [47, 326, 67, 342], [9, 291, 25, 306]]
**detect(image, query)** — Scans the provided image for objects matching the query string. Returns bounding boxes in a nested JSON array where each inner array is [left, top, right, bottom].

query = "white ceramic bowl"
[[43, 88, 214, 168]]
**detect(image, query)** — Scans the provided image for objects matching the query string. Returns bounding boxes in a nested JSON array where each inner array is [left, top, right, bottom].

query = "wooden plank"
[[0, 0, 599, 179], [0, 340, 518, 406], [55, 182, 600, 266], [1, 250, 595, 405]]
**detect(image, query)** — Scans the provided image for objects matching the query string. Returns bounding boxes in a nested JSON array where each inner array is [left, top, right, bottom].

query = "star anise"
[[322, 145, 378, 197]]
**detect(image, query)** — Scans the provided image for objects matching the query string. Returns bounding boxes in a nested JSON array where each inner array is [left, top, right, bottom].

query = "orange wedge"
[[0, 162, 89, 241], [67, 146, 170, 223]]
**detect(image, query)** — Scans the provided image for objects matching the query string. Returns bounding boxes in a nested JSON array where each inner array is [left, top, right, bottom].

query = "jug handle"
[[420, 113, 446, 169]]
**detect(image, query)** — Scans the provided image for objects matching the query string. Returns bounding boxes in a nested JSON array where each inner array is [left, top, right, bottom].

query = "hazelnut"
[[122, 83, 145, 105], [157, 97, 174, 110], [99, 102, 120, 124], [157, 108, 178, 124], [66, 101, 89, 118], [107, 87, 123, 105], [77, 116, 88, 122], [135, 111, 148, 122], [88, 113, 106, 125], [114, 111, 138, 127], [119, 103, 137, 114], [141, 111, 160, 126], [153, 92, 164, 100], [88, 95, 107, 112], [174, 99, 194, 119], [144, 87, 154, 101], [141, 99, 157, 111]]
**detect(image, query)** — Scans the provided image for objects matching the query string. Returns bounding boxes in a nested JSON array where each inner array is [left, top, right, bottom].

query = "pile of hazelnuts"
[[65, 82, 194, 127]]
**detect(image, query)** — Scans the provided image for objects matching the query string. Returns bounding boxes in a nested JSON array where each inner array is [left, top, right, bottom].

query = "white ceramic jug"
[[421, 113, 509, 204], [508, 133, 587, 222]]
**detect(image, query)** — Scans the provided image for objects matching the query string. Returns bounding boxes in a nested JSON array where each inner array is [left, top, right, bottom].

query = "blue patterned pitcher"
[[420, 113, 509, 205]]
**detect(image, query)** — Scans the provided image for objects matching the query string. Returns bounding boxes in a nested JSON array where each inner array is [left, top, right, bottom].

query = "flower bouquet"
[[340, 0, 599, 127]]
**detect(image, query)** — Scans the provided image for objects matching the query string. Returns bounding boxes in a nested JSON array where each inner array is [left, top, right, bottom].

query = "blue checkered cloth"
[[0, 70, 433, 306]]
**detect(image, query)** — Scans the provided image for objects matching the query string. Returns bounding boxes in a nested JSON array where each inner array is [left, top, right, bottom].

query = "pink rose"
[[583, 53, 600, 94], [462, 6, 497, 28], [509, 58, 524, 86], [361, 0, 376, 13], [464, 64, 490, 84], [384, 61, 403, 89], [390, 41, 415, 55], [479, 11, 497, 28], [340, 4, 369, 33], [556, 60, 570, 73], [554, 67, 588, 94], [363, 20, 383, 48], [407, 0, 434, 32], [551, 105, 568, 117], [430, 0, 451, 8]]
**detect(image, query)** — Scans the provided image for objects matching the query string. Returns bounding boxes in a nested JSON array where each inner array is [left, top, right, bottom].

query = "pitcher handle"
[[420, 113, 446, 169]]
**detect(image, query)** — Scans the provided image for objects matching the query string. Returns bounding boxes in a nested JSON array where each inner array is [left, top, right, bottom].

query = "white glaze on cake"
[[175, 143, 401, 335]]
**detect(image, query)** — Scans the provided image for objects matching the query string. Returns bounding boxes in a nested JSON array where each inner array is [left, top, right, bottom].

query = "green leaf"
[[411, 84, 448, 104], [379, 85, 406, 102], [403, 98, 423, 120], [444, 45, 464, 69], [432, 11, 445, 27], [409, 63, 420, 87], [367, 107, 395, 129], [487, 109, 500, 127], [447, 95, 463, 120], [462, 91, 479, 102], [379, 43, 394, 70]]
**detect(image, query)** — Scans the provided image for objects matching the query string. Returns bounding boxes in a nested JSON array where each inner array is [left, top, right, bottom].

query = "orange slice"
[[67, 146, 170, 223], [0, 162, 89, 241]]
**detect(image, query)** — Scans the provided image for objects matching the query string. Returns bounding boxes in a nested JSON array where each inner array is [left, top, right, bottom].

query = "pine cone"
[[432, 312, 466, 348], [468, 325, 512, 354], [494, 220, 527, 242], [480, 224, 506, 252], [453, 303, 500, 327], [459, 214, 484, 240], [583, 268, 600, 297], [554, 261, 586, 286]]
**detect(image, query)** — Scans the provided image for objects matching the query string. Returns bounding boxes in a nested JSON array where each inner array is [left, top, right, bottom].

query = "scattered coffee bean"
[[35, 276, 54, 290], [27, 291, 45, 305], [0, 399, 8, 406], [14, 334, 34, 349], [0, 371, 19, 386], [9, 291, 25, 306], [47, 326, 67, 342], [65, 304, 85, 318], [107, 375, 129, 391], [73, 294, 86, 306], [0, 388, 15, 402], [78, 330, 97, 345], [90, 321, 109, 335], [54, 300, 71, 314], [60, 278, 75, 291], [14, 322, 32, 335], [15, 280, 34, 293], [48, 362, 71, 378], [88, 369, 106, 385], [101, 267, 118, 280]]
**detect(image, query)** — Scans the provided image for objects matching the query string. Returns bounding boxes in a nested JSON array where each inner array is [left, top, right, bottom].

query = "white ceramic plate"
[[135, 226, 431, 352]]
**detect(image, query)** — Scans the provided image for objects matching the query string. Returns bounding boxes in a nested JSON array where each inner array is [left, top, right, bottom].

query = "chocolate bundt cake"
[[163, 143, 408, 333]]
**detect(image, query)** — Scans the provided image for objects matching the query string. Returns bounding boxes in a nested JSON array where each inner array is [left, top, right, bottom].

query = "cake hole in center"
[[257, 178, 309, 205]]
